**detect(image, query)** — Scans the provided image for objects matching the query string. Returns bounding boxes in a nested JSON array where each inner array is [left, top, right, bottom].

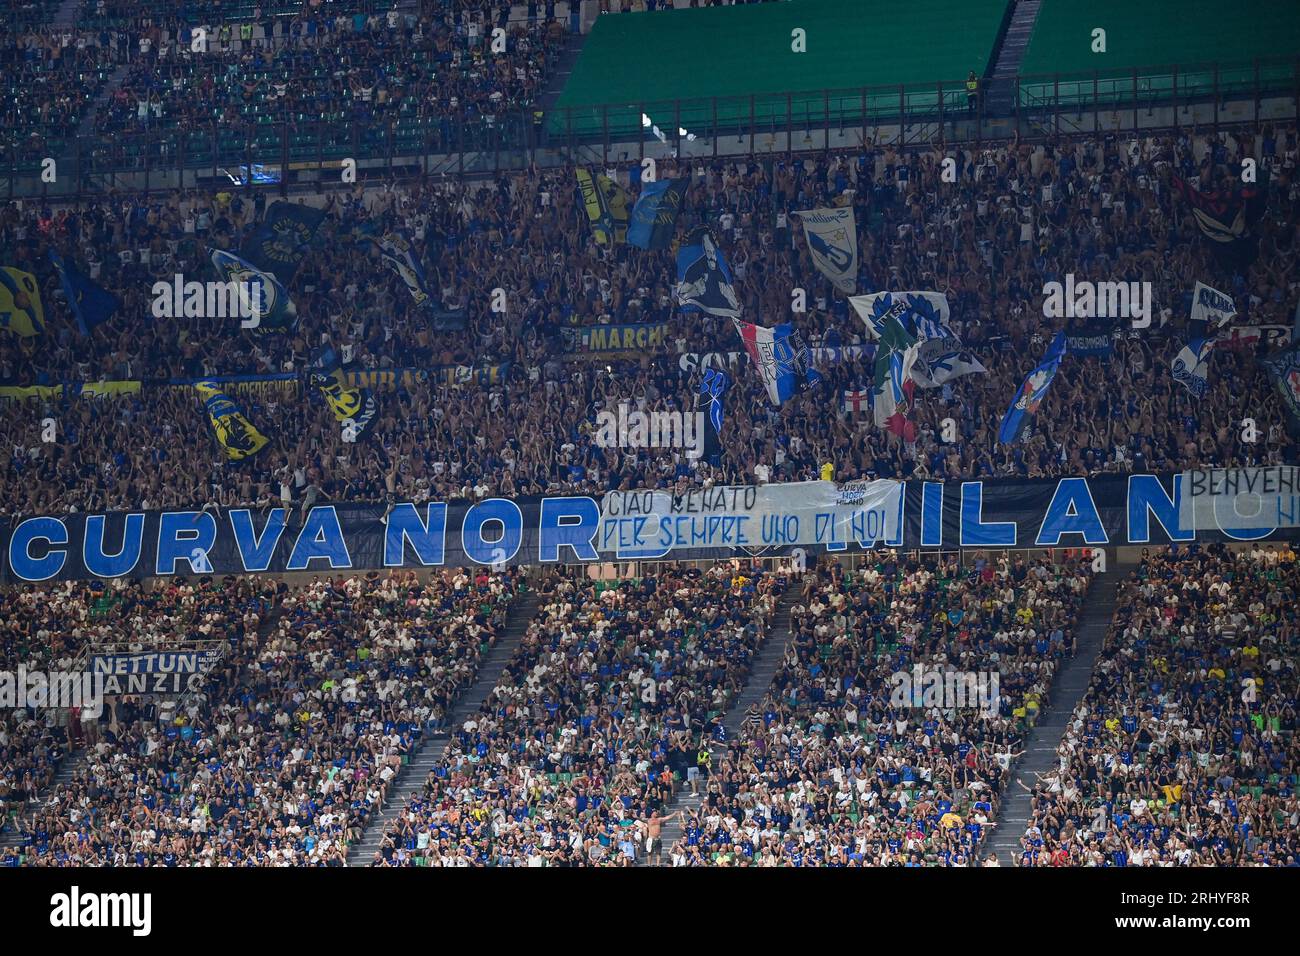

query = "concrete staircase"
[[984, 564, 1130, 865], [642, 583, 802, 865], [75, 63, 131, 140], [345, 588, 540, 866], [719, 586, 800, 742], [985, 0, 1042, 117]]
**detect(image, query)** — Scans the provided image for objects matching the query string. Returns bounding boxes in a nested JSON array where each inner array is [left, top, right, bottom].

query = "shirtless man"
[[644, 810, 678, 865]]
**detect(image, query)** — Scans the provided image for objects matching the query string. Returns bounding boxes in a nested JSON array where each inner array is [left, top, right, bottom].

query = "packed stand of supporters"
[[1, 568, 518, 866], [661, 553, 1091, 866], [0, 574, 272, 849], [0, 24, 120, 173], [2, 126, 1299, 520], [81, 0, 564, 32], [1017, 544, 1300, 867], [0, 583, 100, 835], [370, 562, 779, 866], [12, 2, 569, 159], [92, 6, 565, 150]]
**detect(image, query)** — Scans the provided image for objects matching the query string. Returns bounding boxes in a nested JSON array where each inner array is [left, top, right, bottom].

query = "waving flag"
[[1189, 282, 1236, 337], [576, 168, 631, 246], [696, 367, 729, 465], [1171, 337, 1217, 398], [194, 382, 269, 460], [851, 291, 952, 341], [1264, 342, 1300, 429], [912, 337, 986, 388], [49, 250, 119, 337], [1173, 171, 1268, 270], [362, 230, 431, 307], [871, 312, 919, 439], [240, 201, 325, 285], [628, 177, 689, 250], [677, 227, 741, 318], [998, 332, 1067, 444], [796, 207, 858, 294], [0, 267, 45, 338], [309, 347, 378, 441], [733, 320, 821, 406], [211, 249, 297, 333]]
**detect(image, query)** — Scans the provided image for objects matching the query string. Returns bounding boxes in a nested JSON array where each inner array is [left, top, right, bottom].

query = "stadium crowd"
[[2, 124, 1298, 519], [369, 562, 779, 866], [0, 583, 93, 831], [94, 7, 564, 143], [1, 0, 1298, 873], [663, 552, 1091, 865], [1, 568, 518, 865], [3, 1, 571, 176], [1017, 544, 1299, 866]]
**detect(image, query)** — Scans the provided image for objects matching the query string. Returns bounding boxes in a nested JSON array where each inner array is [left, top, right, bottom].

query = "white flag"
[[911, 336, 987, 388], [1191, 281, 1236, 329], [796, 207, 858, 295], [850, 290, 952, 340]]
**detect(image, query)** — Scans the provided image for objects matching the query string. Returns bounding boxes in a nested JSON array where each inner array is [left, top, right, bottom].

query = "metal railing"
[[3, 54, 1296, 199]]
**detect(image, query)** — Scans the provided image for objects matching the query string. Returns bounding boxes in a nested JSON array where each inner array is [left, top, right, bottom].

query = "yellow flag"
[[0, 267, 45, 337], [194, 382, 269, 460]]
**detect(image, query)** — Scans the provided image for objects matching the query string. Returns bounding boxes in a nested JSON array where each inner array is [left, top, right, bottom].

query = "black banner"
[[3, 473, 1296, 584]]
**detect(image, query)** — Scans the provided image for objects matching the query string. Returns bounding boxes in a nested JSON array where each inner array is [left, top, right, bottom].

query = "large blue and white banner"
[[3, 474, 1294, 583]]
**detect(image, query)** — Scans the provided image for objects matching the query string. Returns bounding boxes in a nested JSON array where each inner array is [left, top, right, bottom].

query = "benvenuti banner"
[[3, 472, 1295, 584], [1179, 466, 1300, 531]]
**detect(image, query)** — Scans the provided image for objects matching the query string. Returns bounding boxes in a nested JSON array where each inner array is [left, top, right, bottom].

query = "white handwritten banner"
[[597, 479, 905, 559], [1180, 467, 1300, 531]]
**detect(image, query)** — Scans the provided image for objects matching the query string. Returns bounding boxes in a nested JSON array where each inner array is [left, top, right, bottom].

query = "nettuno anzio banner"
[[2, 472, 1295, 583]]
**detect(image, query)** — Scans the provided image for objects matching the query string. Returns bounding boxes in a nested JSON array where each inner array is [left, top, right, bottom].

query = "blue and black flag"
[[1263, 341, 1300, 432], [696, 367, 729, 466], [211, 249, 298, 334], [676, 227, 741, 319], [627, 177, 689, 250], [361, 230, 433, 307], [49, 250, 119, 337], [240, 201, 326, 286], [998, 332, 1067, 444]]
